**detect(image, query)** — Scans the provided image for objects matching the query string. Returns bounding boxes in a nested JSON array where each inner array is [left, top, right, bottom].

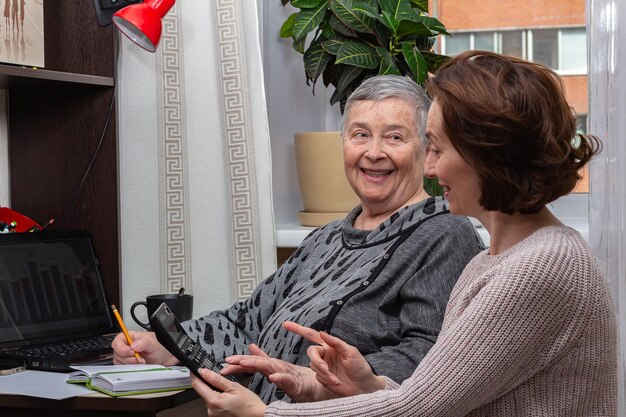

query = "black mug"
[[130, 293, 193, 330]]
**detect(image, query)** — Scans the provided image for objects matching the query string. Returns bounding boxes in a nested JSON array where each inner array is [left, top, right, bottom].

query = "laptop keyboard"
[[11, 334, 116, 359]]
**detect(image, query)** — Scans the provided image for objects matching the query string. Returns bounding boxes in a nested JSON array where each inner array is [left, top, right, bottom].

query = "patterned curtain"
[[587, 0, 626, 415], [117, 0, 275, 324]]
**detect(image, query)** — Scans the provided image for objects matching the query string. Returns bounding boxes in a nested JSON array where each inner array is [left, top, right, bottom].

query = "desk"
[[0, 389, 203, 417]]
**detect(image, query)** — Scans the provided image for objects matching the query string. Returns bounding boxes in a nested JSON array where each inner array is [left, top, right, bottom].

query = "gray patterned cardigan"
[[183, 197, 484, 403]]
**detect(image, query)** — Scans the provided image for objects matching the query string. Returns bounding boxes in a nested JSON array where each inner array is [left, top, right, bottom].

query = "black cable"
[[58, 32, 120, 230]]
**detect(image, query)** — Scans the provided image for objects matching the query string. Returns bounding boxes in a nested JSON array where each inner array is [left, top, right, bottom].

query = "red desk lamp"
[[112, 0, 175, 53]]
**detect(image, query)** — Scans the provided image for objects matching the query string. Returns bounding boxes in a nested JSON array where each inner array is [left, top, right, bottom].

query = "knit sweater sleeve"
[[265, 230, 599, 417]]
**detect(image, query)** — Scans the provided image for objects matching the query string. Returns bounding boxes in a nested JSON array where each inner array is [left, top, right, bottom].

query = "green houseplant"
[[280, 0, 450, 112], [280, 0, 445, 197]]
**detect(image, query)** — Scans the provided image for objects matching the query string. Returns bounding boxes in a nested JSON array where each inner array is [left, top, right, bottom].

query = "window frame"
[[441, 26, 587, 76]]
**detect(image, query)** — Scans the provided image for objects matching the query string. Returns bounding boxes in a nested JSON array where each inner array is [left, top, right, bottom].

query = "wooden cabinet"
[[5, 2, 119, 307]]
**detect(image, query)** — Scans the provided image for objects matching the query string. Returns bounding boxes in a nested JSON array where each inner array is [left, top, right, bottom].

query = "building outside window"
[[430, 0, 588, 192], [442, 27, 586, 75]]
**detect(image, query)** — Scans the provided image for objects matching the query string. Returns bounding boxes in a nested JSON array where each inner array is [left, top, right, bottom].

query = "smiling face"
[[342, 98, 425, 214], [426, 100, 482, 217]]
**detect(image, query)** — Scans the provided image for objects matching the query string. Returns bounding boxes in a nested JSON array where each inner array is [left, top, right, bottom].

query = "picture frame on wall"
[[0, 0, 44, 68]]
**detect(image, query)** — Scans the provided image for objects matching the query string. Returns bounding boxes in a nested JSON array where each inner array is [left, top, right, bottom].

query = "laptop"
[[0, 230, 118, 371]]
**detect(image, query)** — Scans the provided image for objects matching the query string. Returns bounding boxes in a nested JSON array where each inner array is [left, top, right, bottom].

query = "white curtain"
[[587, 0, 626, 415], [117, 0, 276, 325]]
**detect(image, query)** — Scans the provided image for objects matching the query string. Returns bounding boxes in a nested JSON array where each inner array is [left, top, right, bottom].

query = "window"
[[531, 29, 559, 69], [445, 33, 471, 56], [474, 32, 496, 51], [576, 114, 588, 134], [560, 28, 587, 73], [500, 30, 525, 58], [442, 27, 587, 75]]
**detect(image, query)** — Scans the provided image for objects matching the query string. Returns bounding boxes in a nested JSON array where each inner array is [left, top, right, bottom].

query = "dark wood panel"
[[277, 247, 297, 266], [0, 390, 200, 417], [0, 409, 149, 417], [8, 83, 120, 306], [43, 0, 116, 77], [7, 2, 120, 307]]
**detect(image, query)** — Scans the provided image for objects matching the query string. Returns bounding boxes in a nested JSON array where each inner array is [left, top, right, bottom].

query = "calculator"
[[149, 302, 237, 388]]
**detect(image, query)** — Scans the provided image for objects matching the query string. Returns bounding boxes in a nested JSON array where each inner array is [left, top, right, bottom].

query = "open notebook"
[[0, 230, 118, 371], [67, 364, 192, 397]]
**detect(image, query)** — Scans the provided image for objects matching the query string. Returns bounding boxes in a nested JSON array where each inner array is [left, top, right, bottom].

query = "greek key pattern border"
[[157, 4, 191, 294], [214, 0, 261, 300]]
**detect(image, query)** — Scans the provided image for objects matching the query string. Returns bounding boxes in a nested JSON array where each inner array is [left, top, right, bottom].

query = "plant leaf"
[[378, 50, 402, 75], [280, 13, 297, 38], [320, 20, 334, 38], [371, 20, 390, 47], [330, 65, 365, 107], [414, 15, 450, 36], [329, 13, 357, 37], [321, 36, 346, 55], [330, 0, 377, 34], [336, 41, 380, 69], [292, 0, 326, 8], [292, 37, 307, 54], [422, 51, 450, 73], [409, 0, 429, 13], [396, 19, 433, 39], [380, 0, 414, 34], [424, 176, 443, 196], [335, 65, 365, 98], [402, 42, 428, 83], [304, 41, 333, 83], [330, 85, 344, 106], [322, 62, 339, 87], [415, 34, 435, 51], [352, 1, 379, 18], [292, 1, 329, 42]]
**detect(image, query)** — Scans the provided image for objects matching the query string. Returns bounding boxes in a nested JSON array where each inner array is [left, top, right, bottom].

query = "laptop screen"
[[0, 231, 116, 348]]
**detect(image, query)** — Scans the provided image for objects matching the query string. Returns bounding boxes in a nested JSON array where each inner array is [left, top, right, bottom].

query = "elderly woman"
[[112, 75, 483, 404], [191, 52, 617, 416]]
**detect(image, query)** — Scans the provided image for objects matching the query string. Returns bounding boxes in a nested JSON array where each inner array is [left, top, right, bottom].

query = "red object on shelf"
[[0, 207, 42, 232]]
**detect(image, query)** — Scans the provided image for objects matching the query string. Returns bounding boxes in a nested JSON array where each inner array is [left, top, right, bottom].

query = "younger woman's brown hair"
[[426, 50, 600, 214]]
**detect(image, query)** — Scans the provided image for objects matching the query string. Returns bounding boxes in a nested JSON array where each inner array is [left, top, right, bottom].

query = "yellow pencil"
[[111, 304, 141, 361]]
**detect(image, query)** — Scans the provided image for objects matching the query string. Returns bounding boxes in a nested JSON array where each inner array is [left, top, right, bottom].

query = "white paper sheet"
[[0, 370, 91, 400]]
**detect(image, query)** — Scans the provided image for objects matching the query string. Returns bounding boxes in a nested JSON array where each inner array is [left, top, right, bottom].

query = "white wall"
[[261, 2, 342, 226]]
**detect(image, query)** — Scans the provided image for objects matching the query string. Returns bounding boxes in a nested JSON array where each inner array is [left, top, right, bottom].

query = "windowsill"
[[276, 218, 588, 249], [276, 193, 590, 249], [274, 221, 494, 248], [275, 222, 316, 248], [556, 70, 587, 76]]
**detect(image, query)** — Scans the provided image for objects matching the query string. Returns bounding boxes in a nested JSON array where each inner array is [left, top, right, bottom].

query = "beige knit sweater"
[[265, 225, 617, 416]]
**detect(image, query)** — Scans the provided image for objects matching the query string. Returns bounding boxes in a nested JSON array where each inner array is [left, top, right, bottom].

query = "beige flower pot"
[[295, 131, 360, 227]]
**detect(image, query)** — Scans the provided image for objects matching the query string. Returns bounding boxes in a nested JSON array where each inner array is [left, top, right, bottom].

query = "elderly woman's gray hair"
[[341, 75, 431, 147]]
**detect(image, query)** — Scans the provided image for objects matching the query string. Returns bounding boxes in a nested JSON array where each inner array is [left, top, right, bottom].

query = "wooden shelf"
[[0, 64, 114, 88], [7, 1, 120, 309]]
